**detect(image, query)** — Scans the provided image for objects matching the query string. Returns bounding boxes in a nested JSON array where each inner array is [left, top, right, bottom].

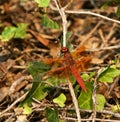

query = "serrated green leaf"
[[96, 94, 106, 110], [98, 66, 120, 83], [45, 108, 59, 122], [0, 23, 27, 42], [42, 15, 60, 29], [78, 82, 94, 110], [35, 0, 50, 7], [53, 93, 66, 107]]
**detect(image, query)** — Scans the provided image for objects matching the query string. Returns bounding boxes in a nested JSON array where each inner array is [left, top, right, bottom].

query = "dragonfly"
[[43, 45, 92, 92]]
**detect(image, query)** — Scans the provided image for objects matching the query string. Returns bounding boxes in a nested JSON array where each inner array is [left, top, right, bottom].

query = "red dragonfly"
[[43, 45, 91, 92]]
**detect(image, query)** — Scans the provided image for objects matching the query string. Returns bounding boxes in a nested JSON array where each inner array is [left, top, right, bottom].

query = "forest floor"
[[0, 0, 120, 122]]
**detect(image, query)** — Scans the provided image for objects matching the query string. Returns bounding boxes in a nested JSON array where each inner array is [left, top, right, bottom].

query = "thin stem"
[[66, 10, 120, 24], [61, 8, 67, 47], [52, 0, 67, 47], [66, 76, 81, 122], [92, 70, 101, 122], [50, 4, 120, 24]]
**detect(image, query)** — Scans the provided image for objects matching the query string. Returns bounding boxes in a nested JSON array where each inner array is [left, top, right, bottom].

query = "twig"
[[52, 0, 67, 47], [107, 76, 120, 97], [50, 4, 120, 24], [66, 76, 81, 122], [9, 75, 31, 95], [64, 117, 120, 122], [0, 92, 28, 117], [91, 72, 99, 122], [87, 45, 120, 52], [33, 106, 120, 118], [65, 10, 120, 24]]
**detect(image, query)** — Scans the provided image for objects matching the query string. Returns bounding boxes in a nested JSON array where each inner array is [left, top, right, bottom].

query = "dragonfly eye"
[[61, 47, 69, 53]]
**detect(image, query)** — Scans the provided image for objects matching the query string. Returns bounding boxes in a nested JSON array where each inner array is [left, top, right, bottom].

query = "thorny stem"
[[52, 0, 67, 47]]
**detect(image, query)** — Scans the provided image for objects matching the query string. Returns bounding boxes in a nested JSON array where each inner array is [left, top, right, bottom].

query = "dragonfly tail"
[[71, 66, 87, 92]]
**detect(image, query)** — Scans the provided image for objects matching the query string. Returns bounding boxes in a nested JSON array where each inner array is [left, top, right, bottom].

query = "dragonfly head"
[[61, 47, 69, 53]]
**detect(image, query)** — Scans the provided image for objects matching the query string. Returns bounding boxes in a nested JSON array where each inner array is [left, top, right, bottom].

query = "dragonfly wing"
[[47, 65, 67, 78], [70, 65, 87, 92], [76, 56, 92, 71]]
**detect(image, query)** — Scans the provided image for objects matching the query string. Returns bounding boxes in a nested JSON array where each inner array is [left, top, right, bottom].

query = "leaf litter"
[[0, 0, 120, 121]]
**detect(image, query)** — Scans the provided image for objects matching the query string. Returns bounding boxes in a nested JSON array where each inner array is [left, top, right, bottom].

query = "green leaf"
[[19, 74, 48, 107], [42, 15, 60, 29], [112, 105, 120, 112], [98, 66, 120, 83], [14, 23, 27, 39], [45, 108, 59, 122], [1, 26, 16, 42], [53, 93, 66, 107], [78, 82, 93, 110], [35, 0, 50, 7], [20, 61, 51, 107], [33, 82, 48, 100], [0, 23, 27, 42], [46, 76, 67, 87], [96, 94, 106, 110], [81, 72, 95, 81], [27, 61, 50, 77], [60, 31, 73, 51], [23, 104, 32, 115], [46, 77, 59, 86], [66, 31, 73, 51], [74, 84, 80, 96], [81, 73, 90, 81]]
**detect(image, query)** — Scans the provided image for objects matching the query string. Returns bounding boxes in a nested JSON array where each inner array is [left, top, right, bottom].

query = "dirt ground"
[[0, 0, 120, 122]]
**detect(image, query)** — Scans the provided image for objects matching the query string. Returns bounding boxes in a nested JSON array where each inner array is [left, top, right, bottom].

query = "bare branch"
[[52, 0, 67, 47]]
